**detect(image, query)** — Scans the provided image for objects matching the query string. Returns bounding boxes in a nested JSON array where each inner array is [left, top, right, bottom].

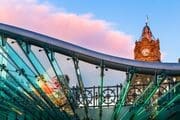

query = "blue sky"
[[0, 0, 179, 86], [1, 0, 179, 62], [39, 0, 180, 62]]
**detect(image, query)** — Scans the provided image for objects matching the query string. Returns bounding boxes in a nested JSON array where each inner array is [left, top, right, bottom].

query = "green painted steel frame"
[[0, 38, 54, 107], [154, 82, 180, 119], [0, 53, 56, 119], [0, 80, 42, 120], [122, 80, 180, 120], [112, 69, 135, 120], [16, 40, 72, 119], [44, 49, 78, 118], [99, 60, 105, 120], [120, 73, 167, 120], [72, 57, 89, 120], [0, 25, 179, 120], [0, 35, 71, 119], [0, 46, 57, 119]]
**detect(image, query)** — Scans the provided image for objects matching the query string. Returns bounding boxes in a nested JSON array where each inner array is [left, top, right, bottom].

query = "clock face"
[[141, 48, 150, 56]]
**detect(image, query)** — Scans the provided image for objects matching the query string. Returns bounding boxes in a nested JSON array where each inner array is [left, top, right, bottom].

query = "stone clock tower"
[[134, 23, 161, 62], [126, 23, 162, 104]]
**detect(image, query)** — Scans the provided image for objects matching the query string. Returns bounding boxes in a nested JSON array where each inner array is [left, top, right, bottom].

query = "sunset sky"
[[0, 0, 180, 62]]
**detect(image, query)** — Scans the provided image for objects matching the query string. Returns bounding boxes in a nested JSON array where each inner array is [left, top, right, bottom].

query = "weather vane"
[[146, 15, 149, 25]]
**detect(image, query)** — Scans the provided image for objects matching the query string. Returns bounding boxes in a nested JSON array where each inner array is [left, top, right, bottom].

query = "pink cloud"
[[0, 0, 133, 58]]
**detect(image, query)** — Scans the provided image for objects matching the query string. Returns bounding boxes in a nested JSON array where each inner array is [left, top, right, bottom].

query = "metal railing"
[[72, 84, 123, 107], [72, 80, 179, 108]]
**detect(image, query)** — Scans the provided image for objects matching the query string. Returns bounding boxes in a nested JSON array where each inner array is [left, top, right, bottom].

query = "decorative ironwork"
[[72, 80, 179, 108], [103, 88, 116, 105], [72, 84, 123, 107]]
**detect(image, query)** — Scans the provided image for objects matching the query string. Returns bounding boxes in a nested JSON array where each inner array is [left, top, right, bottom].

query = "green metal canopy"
[[0, 23, 179, 120]]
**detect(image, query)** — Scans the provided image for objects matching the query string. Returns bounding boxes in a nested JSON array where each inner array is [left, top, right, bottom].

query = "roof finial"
[[145, 15, 149, 26]]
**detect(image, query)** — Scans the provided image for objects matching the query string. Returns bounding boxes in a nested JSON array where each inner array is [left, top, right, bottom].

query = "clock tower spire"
[[126, 22, 162, 104], [134, 22, 161, 62]]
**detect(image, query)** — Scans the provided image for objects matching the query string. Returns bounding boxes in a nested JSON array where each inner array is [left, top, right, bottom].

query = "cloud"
[[0, 0, 133, 58]]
